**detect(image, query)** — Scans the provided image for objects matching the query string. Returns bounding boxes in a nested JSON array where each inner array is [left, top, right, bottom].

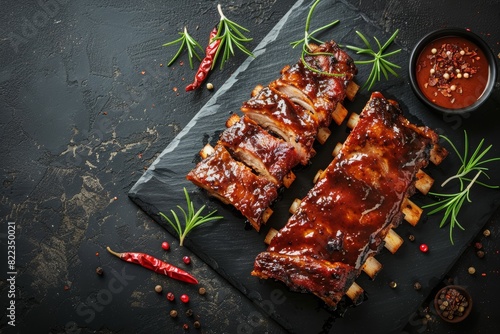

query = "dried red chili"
[[185, 27, 221, 91], [106, 247, 198, 284]]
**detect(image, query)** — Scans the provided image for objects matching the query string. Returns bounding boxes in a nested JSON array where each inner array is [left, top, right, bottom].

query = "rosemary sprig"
[[439, 131, 500, 188], [424, 171, 481, 245], [423, 131, 500, 244], [290, 0, 341, 76], [159, 188, 223, 246], [346, 30, 401, 90], [212, 3, 254, 70], [162, 27, 204, 69]]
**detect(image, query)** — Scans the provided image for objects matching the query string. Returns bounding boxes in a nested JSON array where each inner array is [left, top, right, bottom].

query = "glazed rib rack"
[[187, 41, 358, 231], [252, 92, 447, 309]]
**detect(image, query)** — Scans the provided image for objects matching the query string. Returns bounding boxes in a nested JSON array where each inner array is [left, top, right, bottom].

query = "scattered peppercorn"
[[155, 285, 163, 293], [468, 267, 476, 275], [483, 229, 491, 237], [419, 243, 429, 253], [198, 287, 206, 295], [408, 234, 415, 242], [166, 292, 175, 301], [96, 267, 104, 276], [474, 242, 483, 250], [476, 250, 485, 258], [413, 282, 422, 290], [180, 294, 190, 303], [185, 309, 193, 317], [183, 256, 191, 265], [206, 83, 214, 90], [162, 241, 170, 251], [194, 320, 201, 329], [389, 281, 397, 288], [170, 309, 178, 318], [183, 323, 189, 330]]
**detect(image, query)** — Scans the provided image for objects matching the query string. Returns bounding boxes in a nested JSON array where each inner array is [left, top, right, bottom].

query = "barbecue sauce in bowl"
[[409, 28, 496, 114], [415, 36, 488, 109]]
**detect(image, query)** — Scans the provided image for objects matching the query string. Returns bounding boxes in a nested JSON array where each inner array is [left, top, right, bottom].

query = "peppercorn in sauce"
[[415, 36, 489, 109]]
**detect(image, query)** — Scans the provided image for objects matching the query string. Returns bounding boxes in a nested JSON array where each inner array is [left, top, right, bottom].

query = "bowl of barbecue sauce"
[[409, 28, 497, 114]]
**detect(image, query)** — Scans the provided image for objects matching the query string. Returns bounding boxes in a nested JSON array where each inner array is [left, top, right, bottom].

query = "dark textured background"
[[1, 1, 499, 333]]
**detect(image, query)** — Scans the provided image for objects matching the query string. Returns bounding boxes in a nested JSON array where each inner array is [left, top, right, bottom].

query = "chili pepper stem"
[[106, 246, 123, 258]]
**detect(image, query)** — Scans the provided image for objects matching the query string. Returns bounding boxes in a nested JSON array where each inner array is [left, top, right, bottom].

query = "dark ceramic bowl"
[[433, 285, 472, 323], [409, 28, 497, 115]]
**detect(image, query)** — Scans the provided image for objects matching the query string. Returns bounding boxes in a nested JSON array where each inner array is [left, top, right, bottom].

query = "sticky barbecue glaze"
[[186, 145, 278, 231], [187, 40, 357, 231], [271, 42, 357, 127], [219, 116, 300, 184], [253, 92, 439, 308], [241, 86, 318, 164]]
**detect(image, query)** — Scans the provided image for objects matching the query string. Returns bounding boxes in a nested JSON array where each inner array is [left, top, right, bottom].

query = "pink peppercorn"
[[419, 244, 429, 253]]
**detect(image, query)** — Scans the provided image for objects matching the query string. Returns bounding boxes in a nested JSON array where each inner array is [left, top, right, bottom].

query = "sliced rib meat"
[[241, 86, 318, 165], [219, 115, 301, 185], [186, 144, 278, 231], [187, 40, 357, 232], [271, 41, 357, 127]]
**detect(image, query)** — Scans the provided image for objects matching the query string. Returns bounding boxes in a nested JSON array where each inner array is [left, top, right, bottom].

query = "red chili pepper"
[[106, 246, 198, 284], [185, 27, 221, 91]]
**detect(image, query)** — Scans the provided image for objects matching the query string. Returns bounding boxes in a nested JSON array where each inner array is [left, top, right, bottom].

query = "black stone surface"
[[1, 0, 499, 333]]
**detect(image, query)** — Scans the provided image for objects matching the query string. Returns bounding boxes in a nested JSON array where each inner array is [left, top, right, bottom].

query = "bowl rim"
[[433, 284, 473, 323], [408, 27, 497, 115]]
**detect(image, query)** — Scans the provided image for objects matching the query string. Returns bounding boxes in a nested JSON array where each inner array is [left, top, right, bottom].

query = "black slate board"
[[129, 0, 500, 332]]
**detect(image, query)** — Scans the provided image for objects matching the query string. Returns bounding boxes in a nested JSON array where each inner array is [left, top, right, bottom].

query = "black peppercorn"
[[476, 250, 485, 258], [408, 234, 415, 242], [194, 320, 201, 329], [413, 282, 422, 290], [186, 309, 193, 317], [170, 310, 178, 318], [96, 267, 104, 275]]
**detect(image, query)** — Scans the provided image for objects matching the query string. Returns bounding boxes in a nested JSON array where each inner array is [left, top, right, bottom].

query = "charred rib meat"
[[187, 41, 357, 230], [252, 92, 440, 308], [186, 144, 278, 231]]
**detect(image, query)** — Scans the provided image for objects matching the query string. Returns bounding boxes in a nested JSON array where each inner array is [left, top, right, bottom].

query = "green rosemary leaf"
[[162, 27, 203, 69], [346, 29, 401, 90], [290, 0, 344, 77], [424, 131, 500, 244], [214, 4, 254, 69], [159, 188, 223, 246]]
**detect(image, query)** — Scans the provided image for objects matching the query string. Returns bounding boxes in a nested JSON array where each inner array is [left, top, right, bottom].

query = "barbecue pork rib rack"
[[252, 92, 446, 309], [187, 40, 358, 231]]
